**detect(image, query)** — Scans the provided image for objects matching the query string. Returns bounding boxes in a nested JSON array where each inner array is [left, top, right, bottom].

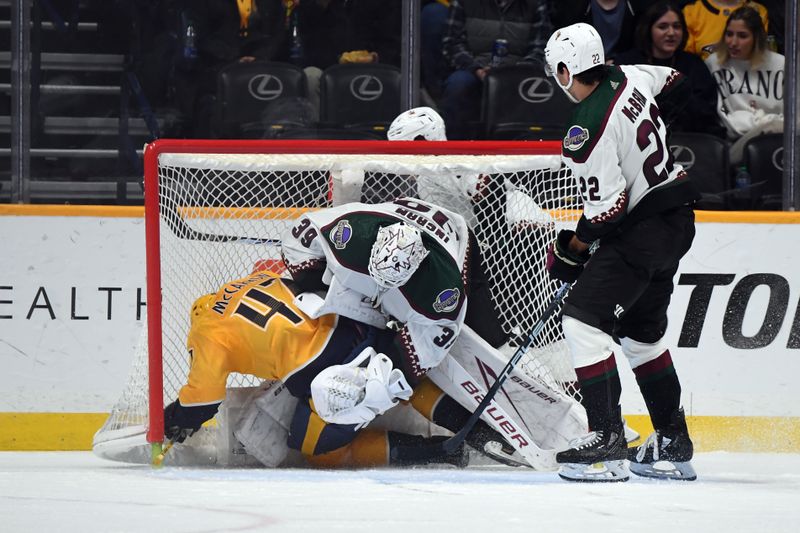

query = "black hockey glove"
[[163, 399, 219, 443], [546, 230, 591, 283]]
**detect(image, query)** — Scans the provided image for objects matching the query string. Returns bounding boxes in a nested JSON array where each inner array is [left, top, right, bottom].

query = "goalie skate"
[[481, 440, 528, 468]]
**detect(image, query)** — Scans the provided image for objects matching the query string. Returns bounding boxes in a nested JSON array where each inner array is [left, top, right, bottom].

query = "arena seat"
[[319, 63, 401, 134], [481, 63, 574, 140], [669, 132, 731, 210], [743, 133, 784, 210], [215, 61, 309, 138]]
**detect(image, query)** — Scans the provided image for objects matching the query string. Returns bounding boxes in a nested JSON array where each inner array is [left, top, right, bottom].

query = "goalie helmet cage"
[[96, 138, 582, 452]]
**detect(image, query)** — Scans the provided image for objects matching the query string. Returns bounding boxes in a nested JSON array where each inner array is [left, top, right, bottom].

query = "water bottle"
[[766, 35, 778, 52], [289, 12, 304, 67], [491, 38, 509, 67], [735, 165, 751, 190], [183, 22, 198, 65], [734, 165, 752, 208]]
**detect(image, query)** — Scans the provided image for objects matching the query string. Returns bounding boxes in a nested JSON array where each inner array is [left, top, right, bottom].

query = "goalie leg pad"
[[233, 381, 298, 467]]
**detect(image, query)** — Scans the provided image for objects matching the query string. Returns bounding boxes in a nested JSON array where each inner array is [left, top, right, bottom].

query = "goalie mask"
[[368, 222, 429, 289], [544, 23, 605, 103], [387, 106, 447, 141]]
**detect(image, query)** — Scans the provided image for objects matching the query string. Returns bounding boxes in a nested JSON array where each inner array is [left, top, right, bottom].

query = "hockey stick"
[[390, 281, 572, 463], [151, 439, 175, 468], [160, 201, 282, 245]]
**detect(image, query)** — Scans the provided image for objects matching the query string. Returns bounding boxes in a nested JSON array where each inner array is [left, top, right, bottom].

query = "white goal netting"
[[94, 141, 582, 460]]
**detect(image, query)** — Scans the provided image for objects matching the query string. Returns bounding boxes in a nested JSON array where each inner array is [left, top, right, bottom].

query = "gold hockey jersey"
[[179, 271, 362, 406]]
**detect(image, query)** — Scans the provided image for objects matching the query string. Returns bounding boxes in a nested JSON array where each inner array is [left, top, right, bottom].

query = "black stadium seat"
[[215, 61, 308, 138], [744, 133, 784, 210], [319, 63, 401, 134], [481, 63, 574, 140], [669, 132, 731, 210]]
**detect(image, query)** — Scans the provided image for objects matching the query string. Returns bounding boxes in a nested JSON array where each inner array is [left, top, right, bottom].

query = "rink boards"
[[1, 205, 799, 452]]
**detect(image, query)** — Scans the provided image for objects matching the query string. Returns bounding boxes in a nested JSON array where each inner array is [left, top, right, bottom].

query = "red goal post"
[[99, 139, 581, 460]]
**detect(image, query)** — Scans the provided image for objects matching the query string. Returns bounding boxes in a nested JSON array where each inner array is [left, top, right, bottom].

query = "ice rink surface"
[[1, 451, 798, 533]]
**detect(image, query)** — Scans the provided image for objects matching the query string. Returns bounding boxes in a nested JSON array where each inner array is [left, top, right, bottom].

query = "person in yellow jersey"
[[682, 0, 768, 58], [163, 269, 515, 468]]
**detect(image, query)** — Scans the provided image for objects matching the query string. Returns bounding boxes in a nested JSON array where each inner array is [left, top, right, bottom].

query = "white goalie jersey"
[[281, 199, 472, 377]]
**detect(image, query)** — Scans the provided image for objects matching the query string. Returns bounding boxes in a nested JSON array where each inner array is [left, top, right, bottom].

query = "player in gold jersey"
[[163, 269, 509, 468]]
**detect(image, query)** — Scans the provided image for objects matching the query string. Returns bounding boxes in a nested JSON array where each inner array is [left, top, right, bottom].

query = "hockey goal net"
[[94, 139, 582, 463]]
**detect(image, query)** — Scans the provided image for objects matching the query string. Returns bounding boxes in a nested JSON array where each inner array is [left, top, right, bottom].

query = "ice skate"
[[556, 424, 629, 482], [628, 408, 696, 481], [466, 422, 526, 467], [623, 417, 640, 443]]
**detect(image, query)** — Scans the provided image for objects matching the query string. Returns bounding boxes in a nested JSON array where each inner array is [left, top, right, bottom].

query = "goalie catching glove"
[[310, 347, 412, 428], [546, 230, 591, 283]]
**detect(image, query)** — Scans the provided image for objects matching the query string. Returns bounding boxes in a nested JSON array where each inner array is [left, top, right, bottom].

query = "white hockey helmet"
[[368, 222, 430, 288], [544, 23, 605, 99], [387, 106, 447, 141]]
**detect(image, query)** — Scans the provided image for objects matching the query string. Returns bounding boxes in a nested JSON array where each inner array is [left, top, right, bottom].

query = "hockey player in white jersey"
[[543, 23, 700, 482], [280, 199, 536, 463], [281, 198, 504, 378]]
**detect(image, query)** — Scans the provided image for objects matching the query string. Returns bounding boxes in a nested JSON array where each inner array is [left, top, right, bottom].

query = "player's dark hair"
[[635, 1, 689, 62], [573, 64, 610, 85]]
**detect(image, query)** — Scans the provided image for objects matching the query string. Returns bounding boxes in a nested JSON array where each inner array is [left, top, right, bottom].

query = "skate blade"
[[558, 460, 630, 482], [483, 441, 527, 468], [630, 460, 697, 481]]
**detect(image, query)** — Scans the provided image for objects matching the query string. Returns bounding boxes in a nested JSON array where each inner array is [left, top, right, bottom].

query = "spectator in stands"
[[682, 0, 769, 59], [616, 1, 725, 137], [295, 0, 402, 120], [705, 5, 784, 163], [420, 1, 451, 101], [551, 1, 649, 63], [439, 0, 553, 139], [171, 0, 290, 137]]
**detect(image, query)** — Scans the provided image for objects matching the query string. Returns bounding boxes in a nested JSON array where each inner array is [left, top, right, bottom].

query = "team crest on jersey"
[[564, 126, 589, 151], [329, 220, 353, 249], [433, 288, 460, 313]]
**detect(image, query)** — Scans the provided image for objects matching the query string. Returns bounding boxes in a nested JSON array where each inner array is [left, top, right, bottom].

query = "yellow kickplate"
[[2, 412, 799, 452], [624, 414, 800, 453], [0, 413, 109, 450]]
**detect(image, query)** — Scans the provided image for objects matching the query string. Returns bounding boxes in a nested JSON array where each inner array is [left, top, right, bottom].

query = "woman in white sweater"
[[705, 6, 784, 163]]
